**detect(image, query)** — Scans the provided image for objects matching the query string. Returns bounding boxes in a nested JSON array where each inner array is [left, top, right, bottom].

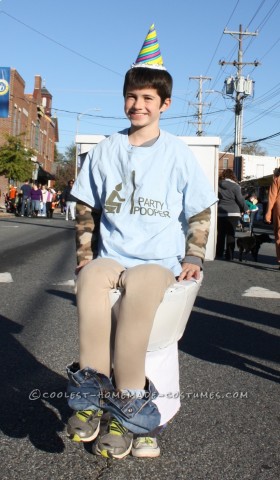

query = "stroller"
[[240, 212, 251, 233], [5, 194, 16, 214]]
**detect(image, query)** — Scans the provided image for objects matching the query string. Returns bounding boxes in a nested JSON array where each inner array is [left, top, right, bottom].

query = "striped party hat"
[[133, 24, 166, 70]]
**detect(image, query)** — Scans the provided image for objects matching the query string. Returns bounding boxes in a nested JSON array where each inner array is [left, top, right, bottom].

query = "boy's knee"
[[77, 258, 124, 289], [121, 264, 174, 292]]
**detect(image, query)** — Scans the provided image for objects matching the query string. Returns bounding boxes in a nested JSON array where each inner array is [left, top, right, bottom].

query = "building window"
[[13, 106, 17, 135], [17, 109, 21, 135], [35, 121, 40, 150], [223, 157, 229, 169]]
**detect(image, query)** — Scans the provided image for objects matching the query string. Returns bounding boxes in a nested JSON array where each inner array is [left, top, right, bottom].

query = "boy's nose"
[[133, 97, 144, 108]]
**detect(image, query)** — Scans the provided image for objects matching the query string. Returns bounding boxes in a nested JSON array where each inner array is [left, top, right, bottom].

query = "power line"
[[0, 10, 123, 77], [243, 129, 280, 144], [204, 0, 241, 76]]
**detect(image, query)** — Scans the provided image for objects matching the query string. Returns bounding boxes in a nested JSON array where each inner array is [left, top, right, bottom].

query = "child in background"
[[245, 193, 259, 233]]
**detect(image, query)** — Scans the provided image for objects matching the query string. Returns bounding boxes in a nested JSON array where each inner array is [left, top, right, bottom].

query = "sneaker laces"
[[108, 418, 129, 436], [75, 409, 102, 422], [136, 437, 155, 445]]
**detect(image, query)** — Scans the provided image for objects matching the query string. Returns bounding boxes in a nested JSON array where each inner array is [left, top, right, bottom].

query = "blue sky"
[[1, 0, 280, 157]]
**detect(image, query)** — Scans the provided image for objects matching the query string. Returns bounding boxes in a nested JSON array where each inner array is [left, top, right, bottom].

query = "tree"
[[0, 134, 35, 181], [241, 142, 266, 156], [54, 142, 76, 191], [223, 141, 267, 156]]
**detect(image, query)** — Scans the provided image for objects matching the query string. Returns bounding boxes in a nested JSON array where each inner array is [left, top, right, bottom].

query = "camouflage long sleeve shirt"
[[75, 202, 211, 268]]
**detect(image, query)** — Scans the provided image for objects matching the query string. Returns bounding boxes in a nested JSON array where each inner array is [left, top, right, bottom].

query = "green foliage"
[[0, 134, 35, 181]]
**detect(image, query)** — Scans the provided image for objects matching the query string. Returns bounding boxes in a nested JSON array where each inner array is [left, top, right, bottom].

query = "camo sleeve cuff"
[[181, 255, 203, 269], [75, 202, 101, 265], [184, 207, 211, 262]]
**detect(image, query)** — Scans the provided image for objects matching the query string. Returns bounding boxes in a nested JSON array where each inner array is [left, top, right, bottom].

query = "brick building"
[[0, 68, 58, 202]]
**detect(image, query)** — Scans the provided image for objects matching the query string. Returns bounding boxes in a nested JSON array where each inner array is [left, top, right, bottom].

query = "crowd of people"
[[4, 179, 76, 220]]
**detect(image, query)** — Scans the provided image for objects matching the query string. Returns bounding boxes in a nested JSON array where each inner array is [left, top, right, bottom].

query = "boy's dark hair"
[[123, 67, 173, 105]]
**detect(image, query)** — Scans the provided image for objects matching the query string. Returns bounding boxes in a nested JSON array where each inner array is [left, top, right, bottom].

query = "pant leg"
[[216, 217, 227, 257], [42, 202, 47, 216], [77, 258, 125, 375], [70, 201, 76, 219], [65, 201, 70, 220], [225, 217, 239, 259], [26, 198, 31, 216], [114, 264, 175, 390], [21, 198, 26, 215]]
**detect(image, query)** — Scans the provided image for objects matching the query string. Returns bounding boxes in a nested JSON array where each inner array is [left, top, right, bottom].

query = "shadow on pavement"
[[179, 297, 280, 384], [0, 315, 72, 453]]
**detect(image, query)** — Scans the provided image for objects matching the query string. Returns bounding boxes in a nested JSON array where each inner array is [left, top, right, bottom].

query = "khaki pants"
[[77, 258, 175, 390]]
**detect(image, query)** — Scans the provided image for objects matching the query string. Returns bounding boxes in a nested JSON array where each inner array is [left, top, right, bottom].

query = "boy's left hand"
[[178, 263, 200, 281]]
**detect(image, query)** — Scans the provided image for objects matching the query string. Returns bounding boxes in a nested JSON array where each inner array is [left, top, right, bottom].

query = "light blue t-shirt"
[[72, 129, 217, 275]]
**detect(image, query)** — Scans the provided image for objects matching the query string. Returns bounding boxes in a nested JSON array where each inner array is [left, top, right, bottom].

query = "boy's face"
[[124, 87, 171, 131]]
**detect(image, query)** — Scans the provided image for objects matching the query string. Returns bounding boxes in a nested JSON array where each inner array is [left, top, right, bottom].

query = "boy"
[[66, 24, 217, 459]]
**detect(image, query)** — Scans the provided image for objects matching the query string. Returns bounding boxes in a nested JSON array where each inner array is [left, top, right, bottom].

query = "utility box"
[[244, 78, 254, 96], [225, 77, 234, 95], [75, 134, 220, 261], [235, 76, 246, 93]]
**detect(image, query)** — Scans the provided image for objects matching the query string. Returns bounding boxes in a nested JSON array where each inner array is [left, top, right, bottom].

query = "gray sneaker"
[[132, 436, 160, 458], [94, 418, 133, 459], [67, 409, 103, 442]]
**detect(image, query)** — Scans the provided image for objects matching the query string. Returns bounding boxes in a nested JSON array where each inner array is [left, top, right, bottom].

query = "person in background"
[[30, 184, 42, 217], [9, 184, 17, 213], [56, 190, 64, 214], [62, 180, 76, 221], [245, 193, 259, 233], [40, 185, 48, 217], [46, 188, 56, 218], [216, 169, 249, 261], [20, 179, 32, 217], [265, 167, 280, 269]]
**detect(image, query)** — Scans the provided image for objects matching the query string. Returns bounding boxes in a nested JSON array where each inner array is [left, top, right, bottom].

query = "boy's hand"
[[178, 262, 200, 282]]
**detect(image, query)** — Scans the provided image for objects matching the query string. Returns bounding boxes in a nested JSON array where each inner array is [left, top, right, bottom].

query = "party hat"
[[133, 24, 166, 70]]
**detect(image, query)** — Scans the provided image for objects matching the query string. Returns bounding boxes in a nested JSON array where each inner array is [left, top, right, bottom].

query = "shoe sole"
[[67, 422, 100, 443], [94, 440, 133, 459], [131, 447, 160, 458]]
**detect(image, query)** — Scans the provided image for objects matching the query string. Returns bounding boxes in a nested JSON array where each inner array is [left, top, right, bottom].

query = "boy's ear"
[[160, 98, 171, 112]]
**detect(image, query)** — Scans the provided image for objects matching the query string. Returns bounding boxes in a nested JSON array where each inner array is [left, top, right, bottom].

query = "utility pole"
[[220, 25, 259, 180], [188, 76, 211, 136]]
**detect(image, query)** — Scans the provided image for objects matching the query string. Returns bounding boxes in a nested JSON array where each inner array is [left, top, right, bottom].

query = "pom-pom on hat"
[[132, 24, 166, 70]]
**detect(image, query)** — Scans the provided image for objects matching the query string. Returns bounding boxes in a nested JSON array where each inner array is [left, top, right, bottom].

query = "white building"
[[241, 154, 280, 180]]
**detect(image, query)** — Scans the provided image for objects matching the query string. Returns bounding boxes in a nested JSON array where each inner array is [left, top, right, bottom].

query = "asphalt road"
[[0, 213, 279, 480]]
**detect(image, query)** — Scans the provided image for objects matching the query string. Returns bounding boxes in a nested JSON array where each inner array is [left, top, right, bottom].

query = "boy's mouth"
[[128, 111, 146, 117]]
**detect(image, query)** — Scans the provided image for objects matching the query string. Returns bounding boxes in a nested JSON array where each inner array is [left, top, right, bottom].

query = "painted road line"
[[0, 272, 13, 283], [243, 286, 280, 299]]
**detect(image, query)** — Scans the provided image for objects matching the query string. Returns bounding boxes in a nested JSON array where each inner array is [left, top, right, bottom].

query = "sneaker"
[[94, 418, 133, 459], [132, 436, 160, 458], [66, 409, 103, 442]]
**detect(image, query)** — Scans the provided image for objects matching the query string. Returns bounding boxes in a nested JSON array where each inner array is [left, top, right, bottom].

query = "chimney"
[[33, 75, 42, 101]]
